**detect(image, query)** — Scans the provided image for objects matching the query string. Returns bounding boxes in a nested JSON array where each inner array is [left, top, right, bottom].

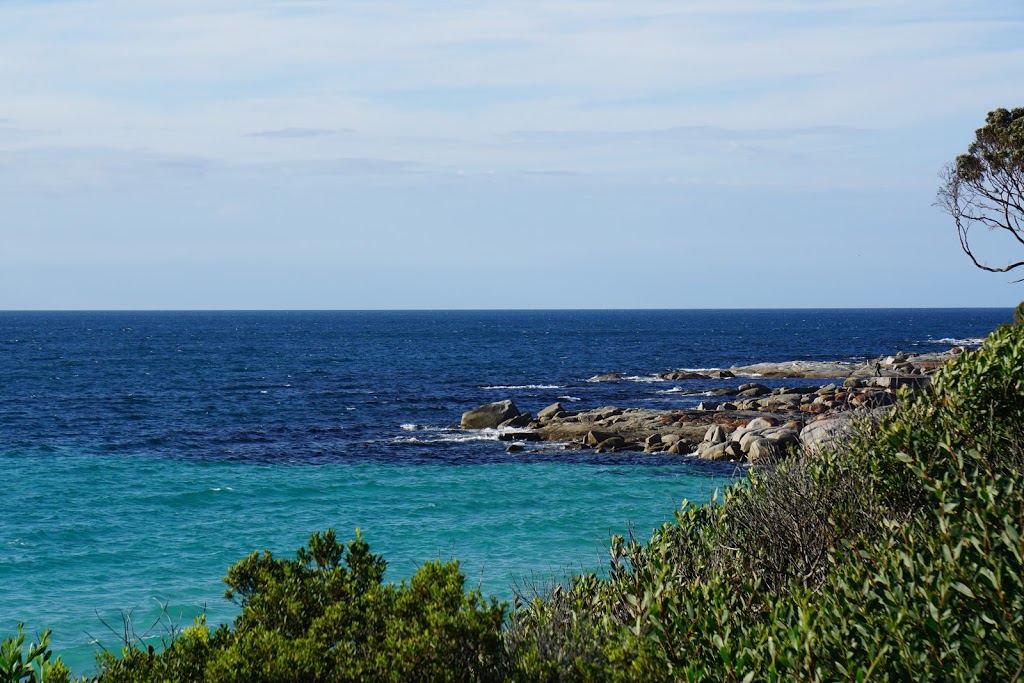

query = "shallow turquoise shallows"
[[2, 449, 725, 673]]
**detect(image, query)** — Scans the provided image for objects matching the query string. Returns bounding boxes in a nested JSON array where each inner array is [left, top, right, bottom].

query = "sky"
[[1, 0, 1023, 309]]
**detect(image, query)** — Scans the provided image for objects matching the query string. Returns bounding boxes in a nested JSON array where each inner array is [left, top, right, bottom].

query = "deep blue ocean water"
[[0, 309, 1012, 672]]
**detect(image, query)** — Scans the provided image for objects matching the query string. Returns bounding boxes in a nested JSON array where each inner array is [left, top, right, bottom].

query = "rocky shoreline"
[[458, 347, 968, 465]]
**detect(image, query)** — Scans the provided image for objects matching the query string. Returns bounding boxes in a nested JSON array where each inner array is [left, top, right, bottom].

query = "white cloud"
[[0, 0, 1019, 188]]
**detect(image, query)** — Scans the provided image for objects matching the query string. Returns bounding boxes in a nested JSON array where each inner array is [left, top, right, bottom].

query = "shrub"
[[97, 530, 506, 682], [507, 316, 1024, 680], [1, 624, 73, 683]]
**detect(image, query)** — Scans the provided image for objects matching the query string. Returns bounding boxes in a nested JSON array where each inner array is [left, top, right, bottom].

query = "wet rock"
[[584, 430, 618, 447], [505, 444, 524, 453], [587, 373, 622, 382], [498, 431, 542, 442], [597, 436, 627, 451], [461, 400, 520, 429], [658, 371, 710, 380]]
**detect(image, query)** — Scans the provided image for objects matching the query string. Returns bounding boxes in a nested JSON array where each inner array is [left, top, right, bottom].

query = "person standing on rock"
[[874, 361, 882, 377]]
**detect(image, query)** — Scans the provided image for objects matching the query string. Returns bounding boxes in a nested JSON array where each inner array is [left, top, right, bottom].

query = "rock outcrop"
[[460, 400, 521, 430]]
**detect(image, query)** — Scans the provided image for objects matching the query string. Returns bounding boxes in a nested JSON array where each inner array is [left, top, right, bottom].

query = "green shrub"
[[508, 318, 1024, 680], [97, 530, 506, 682], [1, 624, 73, 683]]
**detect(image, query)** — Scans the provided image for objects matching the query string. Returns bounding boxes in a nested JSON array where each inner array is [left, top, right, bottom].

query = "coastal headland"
[[461, 348, 965, 465]]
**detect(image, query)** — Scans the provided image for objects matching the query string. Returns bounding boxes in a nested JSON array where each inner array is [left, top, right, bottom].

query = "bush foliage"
[[96, 530, 506, 682], [6, 314, 1024, 681]]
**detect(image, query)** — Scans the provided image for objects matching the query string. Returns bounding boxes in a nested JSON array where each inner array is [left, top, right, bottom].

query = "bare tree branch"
[[937, 107, 1024, 278]]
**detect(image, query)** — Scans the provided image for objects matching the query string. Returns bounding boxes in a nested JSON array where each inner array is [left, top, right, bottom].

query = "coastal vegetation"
[[5, 307, 1023, 680]]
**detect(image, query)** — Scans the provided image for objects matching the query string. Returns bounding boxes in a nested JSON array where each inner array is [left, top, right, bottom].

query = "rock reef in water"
[[459, 348, 965, 464]]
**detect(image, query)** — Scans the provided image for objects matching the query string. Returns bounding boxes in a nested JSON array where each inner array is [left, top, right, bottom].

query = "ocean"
[[0, 309, 1011, 672]]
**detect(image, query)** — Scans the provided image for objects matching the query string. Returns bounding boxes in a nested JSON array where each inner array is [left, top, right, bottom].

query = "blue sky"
[[1, 0, 1022, 309]]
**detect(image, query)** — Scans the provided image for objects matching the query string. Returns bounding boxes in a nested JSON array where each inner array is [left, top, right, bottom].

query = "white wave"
[[391, 433, 499, 445], [481, 384, 564, 390], [392, 425, 536, 445], [400, 424, 457, 432], [557, 395, 582, 402], [656, 387, 686, 394], [622, 375, 666, 383], [929, 337, 985, 346]]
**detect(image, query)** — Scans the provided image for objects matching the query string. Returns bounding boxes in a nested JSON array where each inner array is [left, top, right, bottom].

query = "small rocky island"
[[459, 348, 965, 465]]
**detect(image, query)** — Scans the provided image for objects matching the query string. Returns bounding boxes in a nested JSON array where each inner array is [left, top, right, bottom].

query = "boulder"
[[587, 373, 622, 383], [800, 415, 854, 455], [696, 442, 729, 461], [667, 440, 690, 455], [748, 438, 783, 464], [661, 434, 682, 447], [537, 402, 564, 420], [765, 428, 800, 450], [461, 400, 520, 429], [704, 424, 729, 444], [498, 431, 542, 442], [746, 417, 776, 430], [696, 401, 720, 411], [658, 371, 710, 380], [584, 430, 617, 447], [739, 430, 766, 452], [499, 413, 533, 429], [596, 436, 627, 451], [708, 370, 735, 379], [505, 444, 524, 453]]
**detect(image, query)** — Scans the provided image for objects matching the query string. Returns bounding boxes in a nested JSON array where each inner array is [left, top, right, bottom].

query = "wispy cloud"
[[505, 125, 869, 149], [0, 0, 1019, 189], [244, 127, 353, 139]]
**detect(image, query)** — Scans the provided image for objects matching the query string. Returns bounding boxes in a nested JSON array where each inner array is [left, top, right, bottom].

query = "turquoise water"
[[3, 448, 724, 672], [0, 310, 1011, 674]]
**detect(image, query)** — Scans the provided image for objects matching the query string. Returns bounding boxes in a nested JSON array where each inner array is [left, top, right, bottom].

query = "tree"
[[937, 107, 1024, 277]]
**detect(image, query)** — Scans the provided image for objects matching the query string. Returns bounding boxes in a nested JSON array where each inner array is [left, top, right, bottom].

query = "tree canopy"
[[937, 107, 1024, 277]]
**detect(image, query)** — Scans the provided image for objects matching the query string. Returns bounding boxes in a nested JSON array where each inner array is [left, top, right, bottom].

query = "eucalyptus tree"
[[938, 107, 1024, 277]]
